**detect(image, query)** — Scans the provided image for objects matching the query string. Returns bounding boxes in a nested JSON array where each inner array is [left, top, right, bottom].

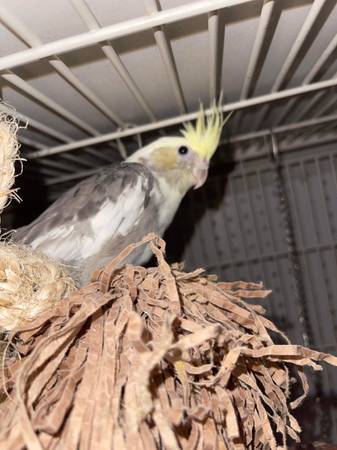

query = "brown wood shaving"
[[0, 233, 336, 450]]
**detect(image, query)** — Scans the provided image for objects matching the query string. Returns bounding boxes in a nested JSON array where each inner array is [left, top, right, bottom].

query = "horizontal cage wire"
[[0, 0, 336, 174]]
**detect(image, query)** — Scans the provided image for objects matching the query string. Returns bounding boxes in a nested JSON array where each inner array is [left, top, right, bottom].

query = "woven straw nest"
[[0, 234, 336, 450], [0, 243, 75, 331], [0, 111, 75, 332], [0, 111, 21, 215]]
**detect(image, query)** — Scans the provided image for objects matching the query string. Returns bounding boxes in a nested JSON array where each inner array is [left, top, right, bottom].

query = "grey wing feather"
[[14, 162, 155, 248]]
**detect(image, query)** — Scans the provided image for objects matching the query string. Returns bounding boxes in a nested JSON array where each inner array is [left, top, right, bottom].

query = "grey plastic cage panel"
[[172, 142, 337, 441]]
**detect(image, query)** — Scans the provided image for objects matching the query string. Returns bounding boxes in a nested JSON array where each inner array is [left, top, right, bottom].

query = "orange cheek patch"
[[151, 147, 178, 170]]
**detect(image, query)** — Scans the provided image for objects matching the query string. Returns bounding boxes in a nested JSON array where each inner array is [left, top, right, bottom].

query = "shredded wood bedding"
[[0, 233, 336, 450]]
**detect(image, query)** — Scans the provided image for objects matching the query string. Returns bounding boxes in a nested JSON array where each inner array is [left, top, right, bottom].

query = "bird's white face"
[[128, 137, 211, 194], [171, 142, 210, 189], [128, 103, 228, 195]]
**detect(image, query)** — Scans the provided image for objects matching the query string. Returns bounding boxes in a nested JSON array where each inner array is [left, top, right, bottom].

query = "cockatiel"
[[14, 104, 229, 285]]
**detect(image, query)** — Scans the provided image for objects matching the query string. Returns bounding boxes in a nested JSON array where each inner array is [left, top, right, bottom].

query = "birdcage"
[[0, 0, 337, 447]]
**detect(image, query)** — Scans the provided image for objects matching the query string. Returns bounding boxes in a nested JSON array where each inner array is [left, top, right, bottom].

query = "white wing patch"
[[29, 223, 78, 260], [29, 178, 146, 262], [80, 179, 145, 259]]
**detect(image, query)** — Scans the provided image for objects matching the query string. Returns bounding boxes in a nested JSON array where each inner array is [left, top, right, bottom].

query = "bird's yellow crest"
[[180, 101, 232, 161]]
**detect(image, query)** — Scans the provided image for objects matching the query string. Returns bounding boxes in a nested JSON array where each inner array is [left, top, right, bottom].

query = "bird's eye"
[[178, 146, 189, 155]]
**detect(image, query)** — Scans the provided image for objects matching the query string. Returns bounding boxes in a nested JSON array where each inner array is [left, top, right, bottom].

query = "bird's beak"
[[193, 159, 209, 190]]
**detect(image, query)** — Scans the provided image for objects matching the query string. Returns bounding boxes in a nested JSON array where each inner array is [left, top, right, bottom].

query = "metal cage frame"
[[0, 0, 337, 187]]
